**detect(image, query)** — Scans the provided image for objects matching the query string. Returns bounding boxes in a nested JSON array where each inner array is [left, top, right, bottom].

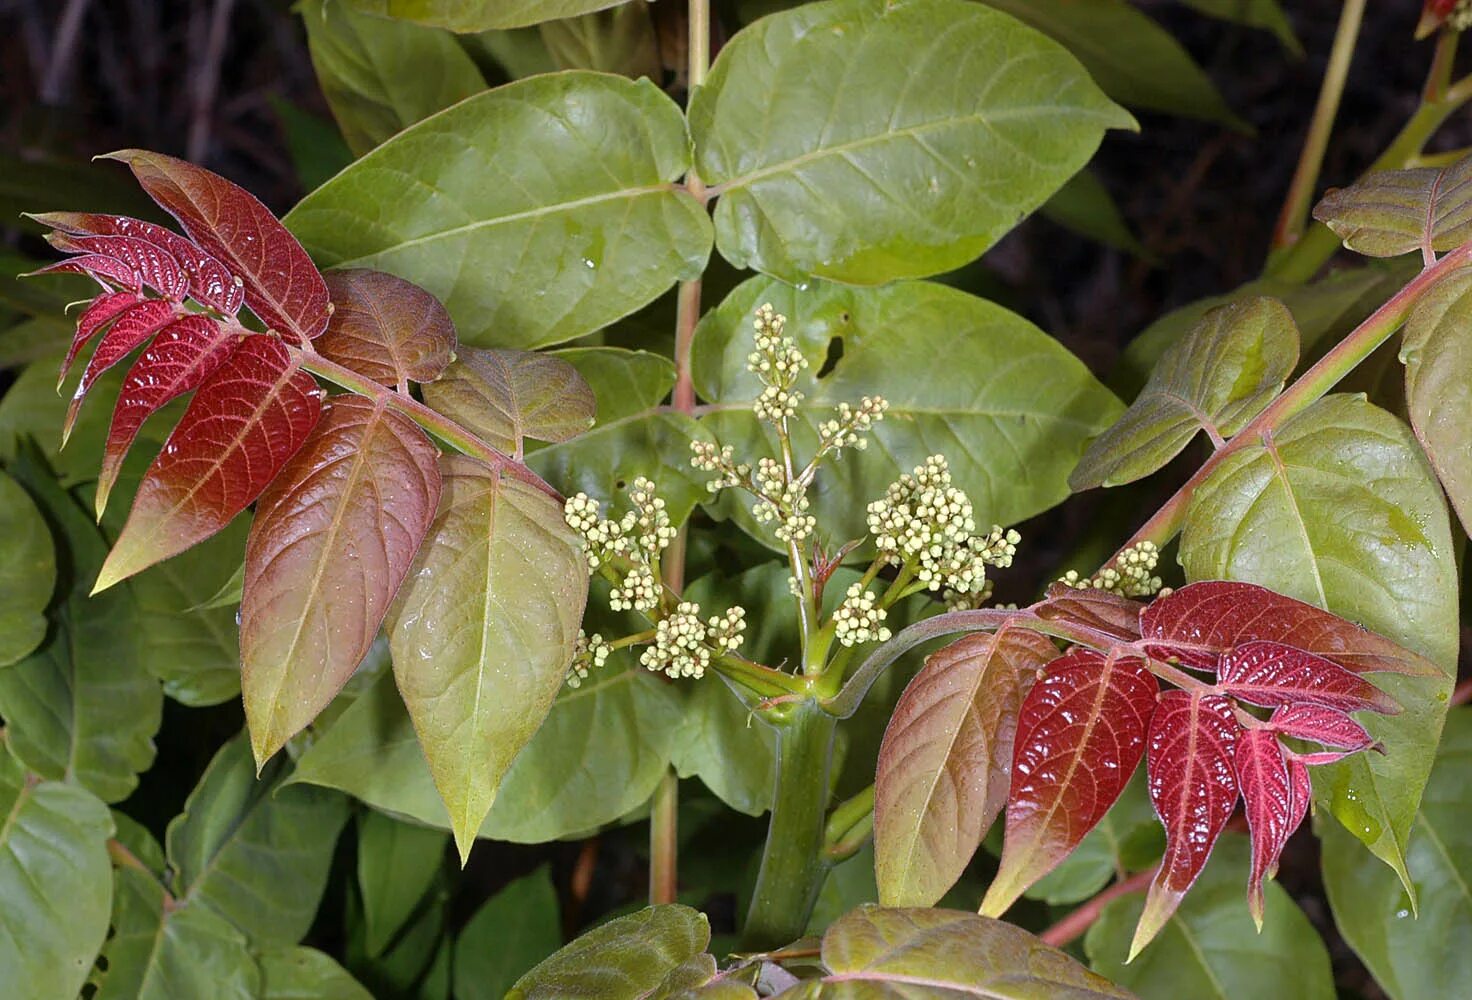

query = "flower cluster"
[[565, 477, 679, 613], [1058, 540, 1165, 598], [818, 396, 889, 456], [749, 303, 808, 425], [866, 455, 1019, 601], [690, 440, 750, 493], [567, 630, 612, 689], [637, 601, 748, 680], [750, 457, 816, 543], [833, 583, 891, 647]]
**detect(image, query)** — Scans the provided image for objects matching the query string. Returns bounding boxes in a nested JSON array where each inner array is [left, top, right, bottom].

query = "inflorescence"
[[1058, 540, 1166, 599]]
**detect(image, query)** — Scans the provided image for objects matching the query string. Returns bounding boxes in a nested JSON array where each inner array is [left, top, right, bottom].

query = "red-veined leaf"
[[1132, 691, 1239, 959], [61, 290, 144, 386], [1140, 580, 1438, 676], [95, 316, 245, 516], [981, 648, 1157, 916], [1034, 583, 1144, 643], [874, 628, 1059, 907], [317, 269, 455, 387], [1287, 755, 1310, 835], [1219, 641, 1400, 715], [64, 299, 179, 440], [242, 395, 441, 767], [100, 150, 330, 341], [1268, 703, 1376, 752], [93, 335, 324, 592], [47, 232, 188, 301], [33, 211, 245, 314], [1234, 729, 1295, 929], [29, 254, 140, 292]]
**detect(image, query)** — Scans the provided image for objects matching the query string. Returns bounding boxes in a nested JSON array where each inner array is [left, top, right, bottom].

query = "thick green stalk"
[[743, 701, 838, 949]]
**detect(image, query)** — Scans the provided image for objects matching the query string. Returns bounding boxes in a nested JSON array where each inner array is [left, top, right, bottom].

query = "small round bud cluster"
[[1058, 541, 1164, 598], [706, 606, 748, 652], [833, 583, 892, 647], [747, 304, 807, 424], [689, 440, 750, 493], [865, 455, 1019, 597], [640, 602, 712, 679], [751, 457, 816, 542], [622, 478, 677, 553], [1452, 0, 1472, 32], [610, 564, 659, 613], [564, 493, 629, 569], [818, 396, 888, 456], [567, 630, 612, 689], [564, 478, 674, 574]]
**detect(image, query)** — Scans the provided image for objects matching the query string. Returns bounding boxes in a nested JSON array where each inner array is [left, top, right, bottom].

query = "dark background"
[[1, 2, 1464, 997]]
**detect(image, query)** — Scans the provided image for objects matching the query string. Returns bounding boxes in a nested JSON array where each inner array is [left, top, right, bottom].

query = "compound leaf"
[[318, 268, 456, 387]]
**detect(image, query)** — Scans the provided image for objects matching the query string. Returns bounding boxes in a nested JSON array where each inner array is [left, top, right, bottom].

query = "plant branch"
[[649, 769, 679, 905], [1039, 866, 1157, 948], [1108, 240, 1472, 567], [1271, 0, 1365, 249]]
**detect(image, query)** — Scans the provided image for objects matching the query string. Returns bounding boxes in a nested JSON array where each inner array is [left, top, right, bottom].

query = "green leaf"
[[0, 467, 55, 666], [1401, 268, 1472, 537], [509, 904, 709, 1000], [540, 4, 659, 78], [346, 878, 451, 999], [291, 641, 683, 843], [166, 735, 349, 947], [422, 348, 596, 456], [1073, 297, 1299, 490], [0, 750, 114, 1000], [389, 457, 586, 861], [454, 866, 561, 1000], [979, 0, 1243, 127], [259, 947, 374, 1000], [1024, 769, 1161, 907], [0, 316, 70, 371], [786, 905, 1132, 998], [344, 0, 631, 32], [1085, 835, 1333, 998], [271, 99, 355, 193], [1180, 0, 1301, 54], [1179, 395, 1459, 892], [689, 0, 1131, 285], [356, 811, 448, 957], [285, 72, 711, 349], [109, 810, 167, 878], [1041, 169, 1147, 256], [1321, 708, 1472, 1000], [1313, 155, 1472, 258], [693, 278, 1123, 547], [0, 353, 124, 486], [96, 868, 260, 1000], [0, 452, 160, 803], [301, 0, 486, 157]]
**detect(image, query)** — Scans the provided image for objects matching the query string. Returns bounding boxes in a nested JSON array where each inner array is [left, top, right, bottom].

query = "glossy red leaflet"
[[318, 269, 455, 387], [1218, 641, 1400, 715], [94, 335, 324, 592], [1140, 581, 1438, 676], [101, 150, 330, 341], [60, 290, 144, 386], [241, 396, 442, 766], [980, 648, 1157, 916], [30, 253, 140, 292], [95, 316, 245, 516], [1034, 583, 1144, 643], [48, 232, 189, 301], [1268, 703, 1376, 751], [1132, 691, 1240, 959], [33, 210, 245, 315], [1234, 729, 1296, 929], [65, 299, 180, 440]]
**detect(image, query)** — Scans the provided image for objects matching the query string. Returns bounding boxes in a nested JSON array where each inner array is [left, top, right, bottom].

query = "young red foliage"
[[31, 253, 142, 293], [1217, 640, 1401, 715], [318, 269, 455, 387], [94, 335, 324, 592], [1268, 703, 1376, 752], [62, 290, 145, 385], [981, 648, 1157, 917], [99, 150, 330, 342], [1140, 580, 1438, 676], [1133, 691, 1240, 959], [1233, 729, 1296, 929], [1033, 583, 1144, 643], [47, 232, 189, 301], [65, 299, 180, 439]]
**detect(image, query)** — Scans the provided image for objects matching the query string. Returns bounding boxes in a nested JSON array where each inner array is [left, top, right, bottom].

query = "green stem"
[[743, 701, 838, 949], [822, 783, 875, 863], [649, 769, 679, 905], [1271, 0, 1366, 249]]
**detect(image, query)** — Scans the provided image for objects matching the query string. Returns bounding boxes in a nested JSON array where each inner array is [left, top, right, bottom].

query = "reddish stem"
[[1039, 866, 1158, 948], [1451, 677, 1472, 707]]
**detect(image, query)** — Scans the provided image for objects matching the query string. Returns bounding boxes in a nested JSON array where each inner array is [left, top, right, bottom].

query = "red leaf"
[[1219, 641, 1400, 715], [1140, 580, 1438, 676], [318, 269, 455, 387], [61, 291, 144, 386], [35, 211, 244, 314], [1267, 703, 1376, 751], [95, 316, 245, 517], [874, 628, 1060, 906], [1286, 756, 1311, 839], [1132, 691, 1239, 959], [1234, 729, 1296, 929], [47, 232, 189, 301], [981, 648, 1156, 916], [241, 396, 441, 766], [93, 335, 324, 591], [65, 299, 180, 439], [100, 150, 329, 341], [29, 254, 141, 292], [1034, 583, 1144, 643]]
